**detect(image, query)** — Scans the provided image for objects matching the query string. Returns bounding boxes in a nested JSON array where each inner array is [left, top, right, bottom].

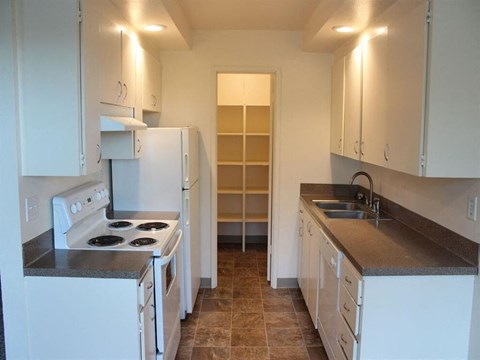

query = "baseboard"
[[217, 235, 267, 244], [200, 278, 211, 288], [276, 278, 299, 288]]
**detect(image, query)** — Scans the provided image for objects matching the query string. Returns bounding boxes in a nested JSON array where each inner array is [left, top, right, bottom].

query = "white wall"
[[158, 30, 359, 279]]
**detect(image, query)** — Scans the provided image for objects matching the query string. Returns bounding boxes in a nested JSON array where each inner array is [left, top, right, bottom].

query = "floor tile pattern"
[[175, 243, 329, 360]]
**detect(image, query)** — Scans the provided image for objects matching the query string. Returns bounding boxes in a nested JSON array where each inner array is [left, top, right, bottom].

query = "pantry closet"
[[216, 73, 273, 253]]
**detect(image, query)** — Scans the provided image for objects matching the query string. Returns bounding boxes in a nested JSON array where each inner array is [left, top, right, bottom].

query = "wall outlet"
[[25, 195, 39, 222], [467, 195, 477, 221]]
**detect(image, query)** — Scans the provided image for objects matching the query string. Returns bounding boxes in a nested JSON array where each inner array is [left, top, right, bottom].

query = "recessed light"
[[144, 24, 167, 32], [332, 26, 355, 33]]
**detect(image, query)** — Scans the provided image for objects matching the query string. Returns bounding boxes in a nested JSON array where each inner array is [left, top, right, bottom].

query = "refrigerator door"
[[182, 128, 199, 189], [182, 181, 200, 314]]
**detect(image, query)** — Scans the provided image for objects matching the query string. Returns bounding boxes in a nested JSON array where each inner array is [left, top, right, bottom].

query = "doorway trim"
[[210, 66, 282, 289]]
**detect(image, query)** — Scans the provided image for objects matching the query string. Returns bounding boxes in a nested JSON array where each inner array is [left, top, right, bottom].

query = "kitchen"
[[1, 0, 480, 359]]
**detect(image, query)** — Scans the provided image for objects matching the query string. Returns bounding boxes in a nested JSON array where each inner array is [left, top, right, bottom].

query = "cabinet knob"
[[343, 303, 350, 313], [344, 276, 352, 285], [340, 334, 348, 345]]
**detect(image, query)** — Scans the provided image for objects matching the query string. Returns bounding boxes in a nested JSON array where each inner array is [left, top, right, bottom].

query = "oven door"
[[154, 230, 182, 360]]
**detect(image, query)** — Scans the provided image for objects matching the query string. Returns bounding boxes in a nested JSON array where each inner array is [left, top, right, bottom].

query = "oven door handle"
[[157, 230, 183, 266]]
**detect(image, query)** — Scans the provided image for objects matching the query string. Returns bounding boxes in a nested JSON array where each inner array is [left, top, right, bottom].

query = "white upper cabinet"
[[333, 0, 480, 178], [142, 49, 162, 112], [217, 73, 271, 106], [98, 1, 136, 108], [343, 46, 363, 160], [361, 31, 388, 167], [385, 0, 480, 177], [18, 0, 102, 176], [330, 57, 345, 156]]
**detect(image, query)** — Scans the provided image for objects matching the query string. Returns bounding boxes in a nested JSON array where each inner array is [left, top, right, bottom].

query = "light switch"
[[26, 195, 39, 222]]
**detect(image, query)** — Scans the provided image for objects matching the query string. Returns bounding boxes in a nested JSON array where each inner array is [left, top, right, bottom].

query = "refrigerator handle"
[[184, 153, 189, 183], [185, 196, 190, 226]]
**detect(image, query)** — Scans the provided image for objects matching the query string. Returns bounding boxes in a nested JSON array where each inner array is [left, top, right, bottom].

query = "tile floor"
[[175, 243, 329, 360]]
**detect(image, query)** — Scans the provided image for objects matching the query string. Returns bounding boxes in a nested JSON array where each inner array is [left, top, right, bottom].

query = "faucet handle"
[[373, 198, 380, 214]]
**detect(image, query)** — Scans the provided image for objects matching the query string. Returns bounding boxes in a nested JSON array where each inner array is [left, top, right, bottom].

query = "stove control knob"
[[75, 202, 82, 212], [101, 189, 107, 198], [95, 192, 102, 201], [70, 203, 78, 214]]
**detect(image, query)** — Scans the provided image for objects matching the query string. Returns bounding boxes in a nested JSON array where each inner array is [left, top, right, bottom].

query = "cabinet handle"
[[384, 144, 390, 161], [344, 276, 352, 285], [146, 281, 153, 289], [340, 334, 348, 344], [152, 95, 156, 106], [117, 80, 122, 98], [137, 138, 142, 153], [123, 83, 128, 100], [360, 141, 365, 156], [338, 138, 342, 150], [354, 141, 359, 155], [343, 303, 350, 313], [96, 144, 102, 164]]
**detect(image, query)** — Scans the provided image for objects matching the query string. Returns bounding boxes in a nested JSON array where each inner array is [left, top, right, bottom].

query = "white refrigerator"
[[111, 127, 200, 318]]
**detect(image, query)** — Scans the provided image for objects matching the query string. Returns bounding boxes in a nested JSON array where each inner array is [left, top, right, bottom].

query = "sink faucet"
[[350, 171, 374, 209]]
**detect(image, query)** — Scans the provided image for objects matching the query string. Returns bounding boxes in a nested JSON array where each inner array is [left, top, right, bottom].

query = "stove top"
[[52, 181, 178, 257]]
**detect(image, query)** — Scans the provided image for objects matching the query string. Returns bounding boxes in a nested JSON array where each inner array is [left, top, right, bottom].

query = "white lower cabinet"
[[338, 257, 474, 360], [25, 266, 155, 360]]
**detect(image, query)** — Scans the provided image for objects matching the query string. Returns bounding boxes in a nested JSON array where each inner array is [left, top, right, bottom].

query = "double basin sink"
[[313, 200, 380, 220]]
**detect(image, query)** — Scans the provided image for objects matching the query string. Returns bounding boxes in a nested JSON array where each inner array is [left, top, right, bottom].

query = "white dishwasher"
[[317, 229, 343, 360]]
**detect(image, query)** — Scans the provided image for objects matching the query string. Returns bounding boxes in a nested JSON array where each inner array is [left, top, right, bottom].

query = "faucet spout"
[[350, 171, 374, 208]]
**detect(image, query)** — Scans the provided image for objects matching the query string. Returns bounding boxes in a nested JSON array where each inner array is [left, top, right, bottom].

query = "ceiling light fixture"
[[332, 26, 355, 33], [144, 24, 167, 32]]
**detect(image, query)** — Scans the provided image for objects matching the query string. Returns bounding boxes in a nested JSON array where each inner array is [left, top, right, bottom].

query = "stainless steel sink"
[[323, 210, 377, 220], [313, 200, 365, 211]]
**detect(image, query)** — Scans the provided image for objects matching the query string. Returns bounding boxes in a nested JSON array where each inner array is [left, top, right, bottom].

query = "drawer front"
[[341, 259, 362, 305], [335, 338, 349, 360], [340, 285, 361, 336], [337, 313, 358, 360], [138, 265, 154, 307]]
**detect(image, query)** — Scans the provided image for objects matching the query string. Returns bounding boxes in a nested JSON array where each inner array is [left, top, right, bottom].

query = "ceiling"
[[112, 0, 399, 53]]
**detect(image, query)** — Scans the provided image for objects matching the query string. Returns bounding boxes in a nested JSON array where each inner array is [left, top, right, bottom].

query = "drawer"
[[337, 313, 358, 360], [138, 265, 154, 307], [341, 259, 363, 305], [334, 338, 348, 360], [340, 285, 361, 336]]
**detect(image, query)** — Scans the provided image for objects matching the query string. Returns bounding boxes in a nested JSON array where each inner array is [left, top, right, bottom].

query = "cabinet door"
[[217, 74, 244, 105], [143, 50, 162, 112], [331, 56, 345, 156], [121, 30, 136, 108], [343, 46, 363, 160], [307, 223, 321, 328], [300, 217, 311, 301], [98, 1, 122, 106], [297, 206, 305, 288], [385, 1, 427, 175], [140, 294, 157, 360], [244, 74, 271, 106], [361, 31, 388, 167]]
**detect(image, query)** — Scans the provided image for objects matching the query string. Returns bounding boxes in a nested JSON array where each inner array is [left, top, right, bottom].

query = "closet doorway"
[[215, 72, 274, 283]]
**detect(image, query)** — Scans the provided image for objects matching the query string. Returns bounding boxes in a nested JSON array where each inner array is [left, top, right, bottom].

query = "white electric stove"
[[52, 181, 181, 360]]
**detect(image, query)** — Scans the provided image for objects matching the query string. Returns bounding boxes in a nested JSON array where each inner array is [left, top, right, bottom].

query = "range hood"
[[100, 116, 147, 131]]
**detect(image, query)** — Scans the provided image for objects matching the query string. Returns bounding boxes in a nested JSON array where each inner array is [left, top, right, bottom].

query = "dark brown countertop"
[[300, 187, 478, 276], [24, 250, 152, 279]]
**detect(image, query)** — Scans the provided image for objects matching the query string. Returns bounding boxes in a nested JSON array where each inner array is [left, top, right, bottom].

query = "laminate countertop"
[[300, 186, 478, 277], [24, 250, 152, 279]]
